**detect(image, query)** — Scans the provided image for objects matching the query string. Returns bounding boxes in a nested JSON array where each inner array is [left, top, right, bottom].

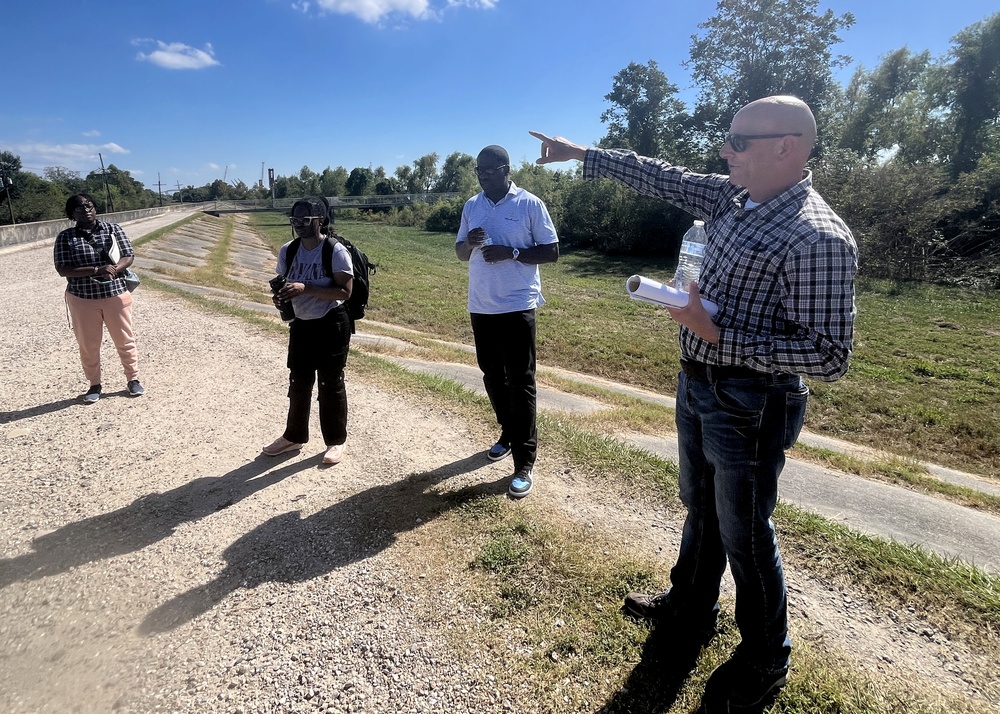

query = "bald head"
[[720, 95, 818, 201], [737, 95, 817, 153]]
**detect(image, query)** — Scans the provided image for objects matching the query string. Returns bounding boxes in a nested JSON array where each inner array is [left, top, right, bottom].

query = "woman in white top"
[[261, 196, 354, 464]]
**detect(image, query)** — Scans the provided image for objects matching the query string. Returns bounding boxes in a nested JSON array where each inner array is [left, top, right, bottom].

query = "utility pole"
[[155, 173, 164, 207], [175, 181, 183, 203], [98, 153, 115, 213]]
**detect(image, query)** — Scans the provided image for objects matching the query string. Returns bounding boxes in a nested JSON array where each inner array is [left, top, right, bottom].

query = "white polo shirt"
[[456, 181, 559, 314]]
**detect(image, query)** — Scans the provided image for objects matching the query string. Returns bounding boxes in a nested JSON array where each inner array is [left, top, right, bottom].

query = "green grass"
[[247, 215, 1000, 479], [435, 487, 991, 713]]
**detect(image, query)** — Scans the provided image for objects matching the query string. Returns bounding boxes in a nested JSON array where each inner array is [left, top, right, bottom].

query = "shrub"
[[425, 197, 466, 234]]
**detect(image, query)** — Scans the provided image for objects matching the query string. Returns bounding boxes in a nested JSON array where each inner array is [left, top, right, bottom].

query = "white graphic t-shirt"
[[276, 239, 353, 321]]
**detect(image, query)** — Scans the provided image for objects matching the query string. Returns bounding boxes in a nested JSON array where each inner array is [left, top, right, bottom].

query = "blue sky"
[[2, 0, 997, 194]]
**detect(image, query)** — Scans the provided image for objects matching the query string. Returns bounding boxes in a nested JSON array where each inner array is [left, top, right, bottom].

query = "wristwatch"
[[511, 248, 520, 261]]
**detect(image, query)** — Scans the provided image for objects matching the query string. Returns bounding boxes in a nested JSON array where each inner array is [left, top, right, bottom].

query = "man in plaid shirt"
[[532, 95, 857, 710]]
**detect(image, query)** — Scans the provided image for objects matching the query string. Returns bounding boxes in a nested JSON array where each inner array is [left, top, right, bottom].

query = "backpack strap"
[[283, 237, 302, 278], [321, 236, 334, 279]]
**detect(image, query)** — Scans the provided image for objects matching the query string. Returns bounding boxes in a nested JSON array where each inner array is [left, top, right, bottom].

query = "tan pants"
[[66, 291, 139, 386]]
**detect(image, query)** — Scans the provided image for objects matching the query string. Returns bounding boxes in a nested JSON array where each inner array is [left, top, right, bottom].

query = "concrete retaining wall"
[[0, 204, 198, 249]]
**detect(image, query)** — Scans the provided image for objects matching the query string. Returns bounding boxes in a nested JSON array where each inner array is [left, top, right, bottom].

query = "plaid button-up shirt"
[[54, 221, 135, 300], [585, 149, 857, 381]]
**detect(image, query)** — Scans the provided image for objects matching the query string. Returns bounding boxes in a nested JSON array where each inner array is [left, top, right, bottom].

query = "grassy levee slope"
[[251, 214, 1000, 480]]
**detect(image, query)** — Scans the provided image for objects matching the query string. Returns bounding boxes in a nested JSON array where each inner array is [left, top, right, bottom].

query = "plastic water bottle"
[[674, 220, 708, 290]]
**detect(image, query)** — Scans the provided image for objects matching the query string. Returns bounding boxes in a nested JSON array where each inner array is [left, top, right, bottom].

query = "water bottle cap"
[[693, 220, 705, 226]]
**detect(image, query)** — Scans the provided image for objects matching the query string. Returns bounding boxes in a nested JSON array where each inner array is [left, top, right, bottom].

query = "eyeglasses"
[[474, 164, 508, 177], [724, 132, 803, 153], [288, 216, 322, 227], [73, 202, 96, 212]]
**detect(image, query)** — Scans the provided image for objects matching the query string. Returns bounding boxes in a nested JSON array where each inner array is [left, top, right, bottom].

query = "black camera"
[[268, 275, 295, 322]]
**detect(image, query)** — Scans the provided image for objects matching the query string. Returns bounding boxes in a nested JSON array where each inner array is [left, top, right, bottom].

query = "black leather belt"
[[680, 359, 790, 384]]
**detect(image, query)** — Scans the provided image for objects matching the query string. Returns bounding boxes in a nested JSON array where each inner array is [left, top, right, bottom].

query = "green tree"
[[297, 166, 322, 196], [43, 166, 83, 185], [394, 165, 414, 193], [345, 167, 375, 196], [687, 0, 855, 158], [599, 60, 694, 162], [320, 166, 348, 197], [207, 179, 231, 201], [433, 152, 477, 196], [410, 153, 439, 193], [835, 48, 932, 159], [934, 12, 1000, 176]]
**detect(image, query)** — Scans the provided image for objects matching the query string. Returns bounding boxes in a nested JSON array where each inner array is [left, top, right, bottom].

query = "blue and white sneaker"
[[487, 441, 511, 461], [508, 468, 533, 499]]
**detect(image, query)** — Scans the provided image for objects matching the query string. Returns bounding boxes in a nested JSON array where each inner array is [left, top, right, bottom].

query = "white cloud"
[[447, 0, 497, 7], [82, 129, 101, 138], [296, 0, 495, 24], [206, 163, 221, 171], [12, 142, 129, 167], [310, 0, 432, 23], [134, 40, 220, 70]]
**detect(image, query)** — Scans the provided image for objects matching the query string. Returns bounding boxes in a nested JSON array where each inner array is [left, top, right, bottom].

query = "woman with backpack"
[[261, 196, 354, 465]]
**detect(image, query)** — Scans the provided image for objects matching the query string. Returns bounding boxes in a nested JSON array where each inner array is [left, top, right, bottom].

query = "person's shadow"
[[139, 453, 507, 635], [596, 623, 707, 714], [0, 453, 309, 590], [1, 397, 81, 423]]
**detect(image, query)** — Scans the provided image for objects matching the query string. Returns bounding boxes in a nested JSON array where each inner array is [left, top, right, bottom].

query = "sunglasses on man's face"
[[289, 216, 322, 227], [474, 164, 508, 177], [73, 202, 96, 212], [724, 132, 803, 153]]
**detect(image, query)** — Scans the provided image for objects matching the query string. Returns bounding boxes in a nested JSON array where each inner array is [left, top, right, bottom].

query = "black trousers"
[[470, 310, 538, 471], [283, 306, 351, 446]]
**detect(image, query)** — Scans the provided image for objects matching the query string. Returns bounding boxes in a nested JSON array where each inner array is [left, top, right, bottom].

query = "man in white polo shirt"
[[455, 145, 559, 499]]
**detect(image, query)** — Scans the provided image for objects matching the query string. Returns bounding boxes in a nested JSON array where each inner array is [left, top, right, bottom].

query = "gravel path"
[[1, 217, 997, 713]]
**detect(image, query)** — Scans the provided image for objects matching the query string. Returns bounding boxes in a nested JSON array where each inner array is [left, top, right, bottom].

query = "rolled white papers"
[[626, 275, 719, 317]]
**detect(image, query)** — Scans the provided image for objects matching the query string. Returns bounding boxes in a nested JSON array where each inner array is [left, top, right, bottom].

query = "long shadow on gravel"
[[1, 397, 82, 423], [138, 453, 507, 635], [0, 454, 308, 590]]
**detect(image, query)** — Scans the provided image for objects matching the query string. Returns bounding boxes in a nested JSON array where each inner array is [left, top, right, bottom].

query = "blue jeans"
[[669, 368, 808, 672], [470, 310, 538, 471]]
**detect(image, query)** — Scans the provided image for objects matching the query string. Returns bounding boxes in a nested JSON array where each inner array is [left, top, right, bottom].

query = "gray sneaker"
[[127, 379, 144, 397], [82, 384, 101, 404]]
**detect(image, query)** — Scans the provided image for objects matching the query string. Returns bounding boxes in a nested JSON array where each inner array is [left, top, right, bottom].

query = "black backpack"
[[284, 234, 376, 331]]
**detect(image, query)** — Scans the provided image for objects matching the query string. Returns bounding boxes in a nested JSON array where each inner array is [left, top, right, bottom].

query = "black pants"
[[471, 310, 538, 471], [283, 306, 351, 446]]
